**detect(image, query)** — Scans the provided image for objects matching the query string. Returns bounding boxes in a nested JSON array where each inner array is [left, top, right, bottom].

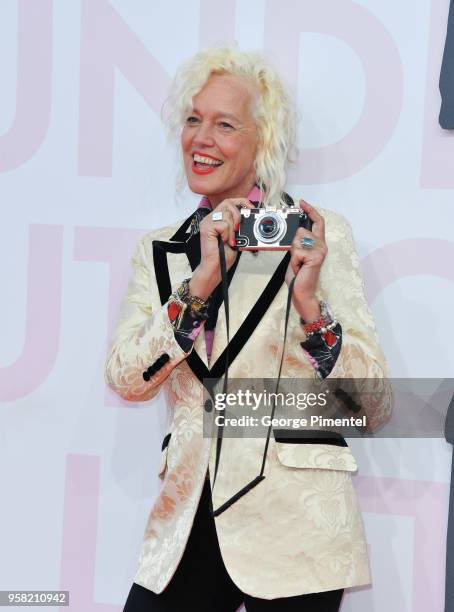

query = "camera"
[[234, 206, 313, 250]]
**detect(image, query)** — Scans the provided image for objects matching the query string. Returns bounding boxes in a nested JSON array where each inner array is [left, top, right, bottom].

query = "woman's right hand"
[[189, 197, 254, 300]]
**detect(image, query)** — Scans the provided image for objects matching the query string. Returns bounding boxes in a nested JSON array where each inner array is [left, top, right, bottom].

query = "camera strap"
[[210, 237, 295, 517]]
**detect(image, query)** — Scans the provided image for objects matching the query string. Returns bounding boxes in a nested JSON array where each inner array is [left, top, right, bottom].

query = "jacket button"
[[143, 353, 170, 381], [155, 354, 170, 368]]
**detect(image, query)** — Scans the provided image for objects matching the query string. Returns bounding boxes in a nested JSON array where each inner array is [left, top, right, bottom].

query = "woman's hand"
[[285, 199, 328, 322], [190, 198, 254, 300]]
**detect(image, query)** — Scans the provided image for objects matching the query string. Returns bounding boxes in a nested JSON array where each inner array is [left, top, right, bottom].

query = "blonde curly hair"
[[162, 45, 297, 207]]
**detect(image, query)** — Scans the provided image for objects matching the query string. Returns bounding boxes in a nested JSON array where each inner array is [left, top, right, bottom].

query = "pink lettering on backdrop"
[[59, 454, 121, 612], [74, 226, 146, 407], [58, 454, 448, 610], [356, 476, 449, 611], [264, 0, 404, 184], [0, 0, 52, 172], [420, 0, 454, 188], [78, 0, 170, 176], [0, 225, 62, 400], [361, 238, 454, 302], [78, 0, 239, 177]]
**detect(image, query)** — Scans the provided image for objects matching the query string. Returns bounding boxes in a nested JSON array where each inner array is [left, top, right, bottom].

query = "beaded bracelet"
[[300, 300, 339, 348], [307, 320, 339, 348], [303, 314, 331, 335]]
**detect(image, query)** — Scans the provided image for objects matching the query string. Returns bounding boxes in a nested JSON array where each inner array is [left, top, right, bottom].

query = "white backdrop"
[[1, 1, 453, 611]]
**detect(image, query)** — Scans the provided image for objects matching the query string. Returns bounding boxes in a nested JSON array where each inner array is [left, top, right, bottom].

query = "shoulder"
[[134, 216, 191, 257], [314, 205, 352, 232], [313, 206, 355, 244]]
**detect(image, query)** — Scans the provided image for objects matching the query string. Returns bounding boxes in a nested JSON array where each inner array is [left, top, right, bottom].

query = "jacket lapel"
[[209, 249, 290, 375], [153, 214, 212, 380], [153, 214, 290, 382]]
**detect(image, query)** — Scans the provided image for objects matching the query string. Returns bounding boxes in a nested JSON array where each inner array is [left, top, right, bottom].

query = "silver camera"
[[234, 206, 312, 250]]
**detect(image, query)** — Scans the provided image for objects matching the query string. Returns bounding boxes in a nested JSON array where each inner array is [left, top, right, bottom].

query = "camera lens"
[[258, 216, 279, 239], [253, 211, 286, 244]]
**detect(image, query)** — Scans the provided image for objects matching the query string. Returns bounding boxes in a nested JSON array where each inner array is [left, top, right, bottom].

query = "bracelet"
[[302, 314, 331, 335], [168, 279, 210, 331], [307, 320, 339, 347], [300, 301, 339, 347], [300, 300, 333, 328], [175, 278, 209, 313]]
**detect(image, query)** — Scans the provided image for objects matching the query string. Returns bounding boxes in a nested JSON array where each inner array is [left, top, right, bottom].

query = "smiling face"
[[181, 72, 259, 207]]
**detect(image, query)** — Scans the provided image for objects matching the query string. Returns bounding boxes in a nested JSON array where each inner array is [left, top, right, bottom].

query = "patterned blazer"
[[105, 206, 392, 599]]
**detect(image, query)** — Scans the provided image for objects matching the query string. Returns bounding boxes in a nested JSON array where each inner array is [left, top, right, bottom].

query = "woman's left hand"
[[285, 199, 327, 322]]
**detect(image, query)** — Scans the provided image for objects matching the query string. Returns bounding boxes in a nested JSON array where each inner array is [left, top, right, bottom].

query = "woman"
[[106, 46, 392, 612]]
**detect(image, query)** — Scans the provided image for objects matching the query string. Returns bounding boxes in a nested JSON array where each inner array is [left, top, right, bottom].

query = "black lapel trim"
[[152, 239, 186, 305], [185, 233, 201, 272], [273, 429, 348, 447], [153, 222, 212, 383], [209, 252, 290, 379], [170, 214, 194, 241]]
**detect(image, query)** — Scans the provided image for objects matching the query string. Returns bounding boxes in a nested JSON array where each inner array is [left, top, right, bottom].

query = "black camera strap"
[[210, 237, 295, 517]]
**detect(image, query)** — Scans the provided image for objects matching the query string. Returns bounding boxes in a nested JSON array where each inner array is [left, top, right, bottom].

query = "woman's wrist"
[[167, 278, 210, 353], [292, 294, 321, 323], [299, 300, 342, 379], [190, 265, 220, 300]]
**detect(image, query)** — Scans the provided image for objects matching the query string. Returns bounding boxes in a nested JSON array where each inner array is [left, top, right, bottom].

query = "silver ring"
[[300, 236, 315, 249], [212, 211, 223, 221]]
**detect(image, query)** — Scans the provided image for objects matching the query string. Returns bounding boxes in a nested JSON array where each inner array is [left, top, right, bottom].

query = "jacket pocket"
[[158, 432, 171, 479], [273, 429, 358, 472]]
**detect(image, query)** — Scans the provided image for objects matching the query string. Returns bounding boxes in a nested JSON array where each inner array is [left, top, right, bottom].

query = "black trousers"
[[124, 477, 344, 612]]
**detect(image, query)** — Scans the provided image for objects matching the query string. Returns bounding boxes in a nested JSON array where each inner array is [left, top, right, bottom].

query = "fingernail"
[[231, 237, 236, 246], [234, 222, 240, 231]]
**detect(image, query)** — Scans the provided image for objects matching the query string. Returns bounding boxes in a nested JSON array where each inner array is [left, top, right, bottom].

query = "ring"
[[212, 211, 223, 221], [300, 236, 315, 249]]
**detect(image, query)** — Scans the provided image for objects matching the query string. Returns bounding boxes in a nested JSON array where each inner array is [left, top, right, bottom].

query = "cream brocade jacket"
[[105, 207, 392, 599]]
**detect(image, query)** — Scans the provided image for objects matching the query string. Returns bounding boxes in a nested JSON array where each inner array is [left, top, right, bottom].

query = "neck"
[[209, 179, 257, 209]]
